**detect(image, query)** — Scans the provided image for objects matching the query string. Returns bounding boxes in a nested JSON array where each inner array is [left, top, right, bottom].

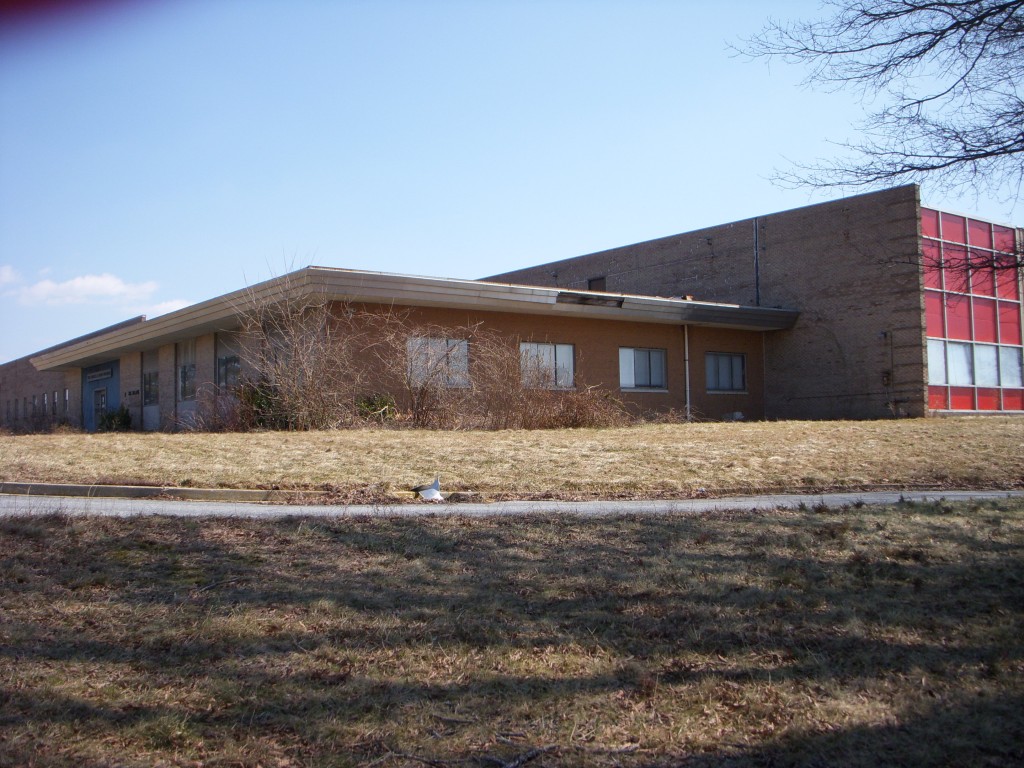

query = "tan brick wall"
[[491, 185, 927, 418], [195, 333, 217, 404], [158, 343, 176, 430], [0, 356, 81, 431], [343, 304, 767, 419], [120, 351, 143, 429]]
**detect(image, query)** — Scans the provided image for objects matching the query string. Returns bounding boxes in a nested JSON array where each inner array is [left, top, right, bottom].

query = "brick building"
[[1, 268, 795, 432], [1, 184, 1021, 432], [491, 185, 1024, 419]]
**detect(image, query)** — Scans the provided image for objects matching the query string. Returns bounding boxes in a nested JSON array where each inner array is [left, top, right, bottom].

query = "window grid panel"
[[706, 352, 746, 392], [923, 209, 1023, 411]]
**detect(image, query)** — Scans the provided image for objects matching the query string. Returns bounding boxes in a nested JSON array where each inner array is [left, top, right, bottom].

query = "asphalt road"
[[1, 489, 1021, 518]]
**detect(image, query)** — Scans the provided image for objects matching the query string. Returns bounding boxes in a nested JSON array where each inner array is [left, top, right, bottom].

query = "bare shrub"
[[224, 279, 629, 431], [231, 279, 374, 430], [362, 322, 629, 429], [190, 389, 244, 432], [360, 314, 476, 429]]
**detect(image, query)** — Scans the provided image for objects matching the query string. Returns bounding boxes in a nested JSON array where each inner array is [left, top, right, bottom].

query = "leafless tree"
[[746, 2, 1024, 195], [746, 0, 1024, 276]]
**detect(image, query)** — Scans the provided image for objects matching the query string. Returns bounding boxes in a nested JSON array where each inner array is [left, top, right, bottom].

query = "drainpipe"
[[684, 325, 692, 421], [753, 217, 761, 306]]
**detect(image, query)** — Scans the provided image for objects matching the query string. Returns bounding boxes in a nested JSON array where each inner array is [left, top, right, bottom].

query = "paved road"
[[1, 489, 1021, 518]]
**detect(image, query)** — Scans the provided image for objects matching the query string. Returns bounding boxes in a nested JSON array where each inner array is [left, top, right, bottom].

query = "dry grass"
[[1, 417, 1022, 498], [1, 498, 1022, 766]]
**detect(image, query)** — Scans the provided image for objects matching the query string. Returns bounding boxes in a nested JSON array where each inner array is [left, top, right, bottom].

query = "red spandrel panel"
[[928, 386, 949, 410], [949, 386, 975, 409], [925, 291, 945, 336], [968, 218, 993, 249], [973, 298, 998, 342], [996, 256, 1021, 299], [976, 388, 1000, 410], [971, 254, 996, 296], [921, 208, 940, 238], [945, 294, 972, 340], [923, 240, 943, 289], [1000, 301, 1023, 345], [941, 212, 967, 243], [943, 244, 971, 292], [1003, 389, 1024, 410], [994, 224, 1016, 253]]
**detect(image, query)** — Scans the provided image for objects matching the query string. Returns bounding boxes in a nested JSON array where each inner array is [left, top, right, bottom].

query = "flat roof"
[[30, 266, 799, 371]]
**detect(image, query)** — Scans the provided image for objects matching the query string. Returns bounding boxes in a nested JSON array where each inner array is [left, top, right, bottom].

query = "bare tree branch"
[[744, 1, 1024, 201]]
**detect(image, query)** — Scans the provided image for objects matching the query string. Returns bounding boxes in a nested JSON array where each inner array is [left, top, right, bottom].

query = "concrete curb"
[[1, 483, 1022, 519], [0, 482, 436, 504], [0, 482, 298, 503]]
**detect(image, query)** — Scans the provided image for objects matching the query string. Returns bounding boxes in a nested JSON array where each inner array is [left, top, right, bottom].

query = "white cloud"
[[141, 299, 192, 318], [0, 265, 19, 287], [18, 273, 159, 306]]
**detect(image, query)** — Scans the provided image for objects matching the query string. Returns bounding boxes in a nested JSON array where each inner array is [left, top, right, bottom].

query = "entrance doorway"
[[93, 388, 107, 426]]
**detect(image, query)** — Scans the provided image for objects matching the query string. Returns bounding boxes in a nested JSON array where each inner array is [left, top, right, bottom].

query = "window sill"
[[707, 390, 748, 395], [621, 387, 669, 393]]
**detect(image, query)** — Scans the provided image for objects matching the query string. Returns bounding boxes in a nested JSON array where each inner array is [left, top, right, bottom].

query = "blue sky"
[[2, 0, 1021, 363]]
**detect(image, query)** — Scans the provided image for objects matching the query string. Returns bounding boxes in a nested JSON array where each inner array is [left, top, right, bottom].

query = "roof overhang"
[[31, 266, 799, 371]]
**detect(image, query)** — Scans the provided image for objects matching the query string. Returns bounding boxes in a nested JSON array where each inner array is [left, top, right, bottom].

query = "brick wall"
[[343, 304, 768, 420], [490, 185, 926, 419], [0, 356, 79, 431]]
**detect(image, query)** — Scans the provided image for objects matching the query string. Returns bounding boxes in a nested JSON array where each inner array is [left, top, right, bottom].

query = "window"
[[143, 372, 159, 406], [52, 391, 57, 417], [177, 339, 196, 402], [620, 347, 667, 389], [407, 337, 470, 388], [706, 352, 746, 392], [43, 392, 48, 417], [1001, 347, 1023, 388], [927, 339, 947, 384], [975, 344, 999, 387], [216, 334, 241, 390], [520, 342, 574, 388], [928, 340, 1023, 388], [63, 388, 69, 416], [923, 207, 1023, 411], [946, 341, 974, 386], [217, 355, 240, 390]]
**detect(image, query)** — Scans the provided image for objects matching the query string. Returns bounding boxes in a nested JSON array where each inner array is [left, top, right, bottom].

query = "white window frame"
[[619, 347, 667, 390], [407, 337, 470, 388], [706, 352, 747, 393], [520, 342, 575, 389]]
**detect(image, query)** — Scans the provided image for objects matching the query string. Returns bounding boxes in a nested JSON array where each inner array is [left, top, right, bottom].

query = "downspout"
[[753, 217, 761, 306], [684, 325, 692, 421]]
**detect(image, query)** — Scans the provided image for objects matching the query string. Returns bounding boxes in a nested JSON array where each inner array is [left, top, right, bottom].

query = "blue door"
[[82, 361, 120, 432]]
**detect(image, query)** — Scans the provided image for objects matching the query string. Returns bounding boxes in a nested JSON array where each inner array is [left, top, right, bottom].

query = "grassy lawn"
[[1, 417, 1022, 498], [1, 498, 1022, 766]]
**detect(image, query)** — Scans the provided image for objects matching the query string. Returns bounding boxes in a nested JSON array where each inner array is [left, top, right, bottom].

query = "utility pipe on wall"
[[684, 324, 692, 421]]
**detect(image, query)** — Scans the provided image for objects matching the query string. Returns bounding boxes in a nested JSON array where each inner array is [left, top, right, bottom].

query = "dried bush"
[[355, 393, 398, 423], [229, 279, 374, 430], [223, 281, 629, 431], [367, 323, 629, 430]]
